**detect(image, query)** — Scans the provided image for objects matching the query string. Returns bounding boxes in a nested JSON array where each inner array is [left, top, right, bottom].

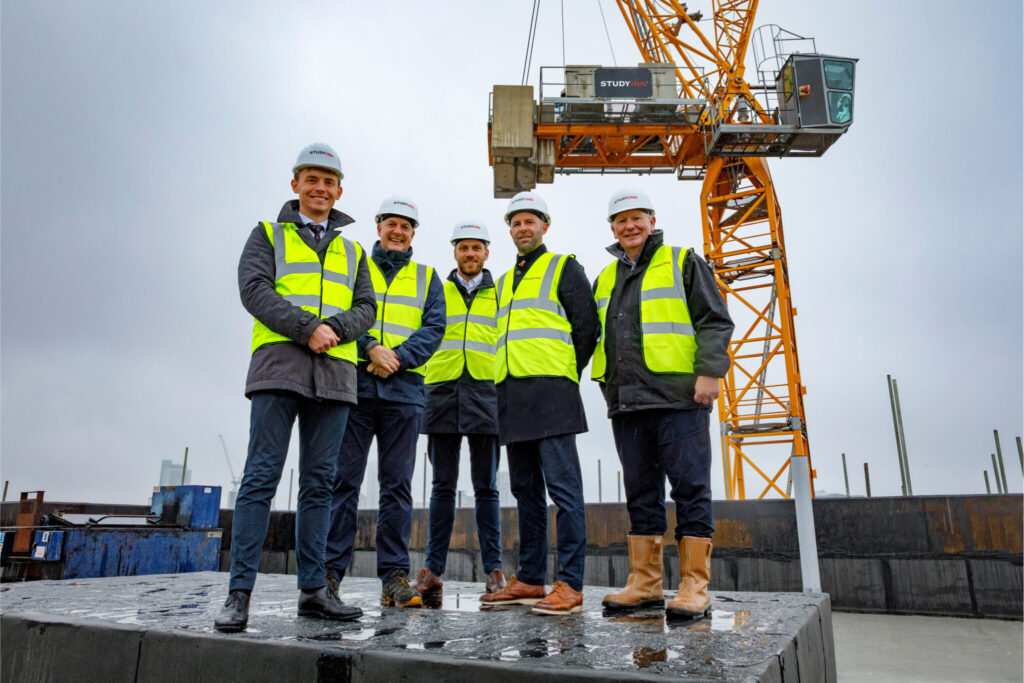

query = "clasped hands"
[[366, 344, 400, 378]]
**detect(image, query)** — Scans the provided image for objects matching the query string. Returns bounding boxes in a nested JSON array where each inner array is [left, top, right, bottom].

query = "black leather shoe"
[[214, 590, 250, 633], [298, 586, 362, 621]]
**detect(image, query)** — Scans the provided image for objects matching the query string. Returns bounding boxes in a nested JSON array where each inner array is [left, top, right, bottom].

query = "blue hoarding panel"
[[31, 530, 64, 561], [150, 485, 222, 528], [62, 528, 222, 579]]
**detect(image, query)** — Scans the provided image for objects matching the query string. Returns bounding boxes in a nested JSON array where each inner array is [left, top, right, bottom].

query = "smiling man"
[[326, 195, 444, 610], [216, 143, 376, 632], [592, 187, 733, 620], [411, 221, 504, 601], [480, 191, 599, 616]]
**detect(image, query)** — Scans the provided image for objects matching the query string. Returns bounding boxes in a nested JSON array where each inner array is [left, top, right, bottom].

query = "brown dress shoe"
[[485, 568, 507, 594], [479, 574, 544, 606], [530, 581, 583, 615], [411, 567, 443, 596]]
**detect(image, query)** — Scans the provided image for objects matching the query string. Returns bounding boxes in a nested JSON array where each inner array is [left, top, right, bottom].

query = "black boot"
[[214, 590, 250, 633], [298, 586, 362, 621]]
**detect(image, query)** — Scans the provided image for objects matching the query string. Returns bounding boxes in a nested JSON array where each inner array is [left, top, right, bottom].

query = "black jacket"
[[239, 200, 377, 403], [421, 269, 499, 435], [496, 245, 600, 444], [594, 231, 734, 416]]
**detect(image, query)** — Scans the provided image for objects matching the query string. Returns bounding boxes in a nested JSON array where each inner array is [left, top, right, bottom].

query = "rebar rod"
[[994, 430, 1009, 493], [841, 453, 850, 497], [863, 463, 871, 497], [887, 375, 907, 496], [984, 470, 991, 494], [892, 379, 912, 495], [991, 454, 1003, 493]]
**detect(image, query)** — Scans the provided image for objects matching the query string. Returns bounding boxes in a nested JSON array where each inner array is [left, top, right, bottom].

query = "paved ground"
[[833, 612, 1023, 682]]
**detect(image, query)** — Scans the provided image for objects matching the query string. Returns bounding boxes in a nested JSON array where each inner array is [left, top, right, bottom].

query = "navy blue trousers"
[[424, 433, 502, 576], [611, 408, 714, 539], [230, 390, 349, 591], [326, 398, 421, 581], [507, 434, 586, 591]]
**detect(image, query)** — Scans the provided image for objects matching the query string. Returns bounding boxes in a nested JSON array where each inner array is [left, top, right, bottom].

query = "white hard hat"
[[375, 195, 420, 229], [450, 220, 490, 246], [504, 191, 551, 226], [607, 187, 655, 222], [293, 142, 343, 179]]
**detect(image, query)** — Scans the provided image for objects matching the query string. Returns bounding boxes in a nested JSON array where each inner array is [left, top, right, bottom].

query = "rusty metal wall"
[[6, 495, 1020, 617]]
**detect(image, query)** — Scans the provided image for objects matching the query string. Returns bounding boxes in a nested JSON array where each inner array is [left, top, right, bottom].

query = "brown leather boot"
[[485, 568, 507, 594], [411, 567, 443, 596], [602, 535, 665, 611], [666, 536, 712, 619], [530, 581, 583, 615], [480, 575, 545, 606]]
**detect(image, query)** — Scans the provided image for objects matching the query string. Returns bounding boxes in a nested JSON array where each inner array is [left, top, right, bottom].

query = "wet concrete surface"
[[1, 572, 834, 681]]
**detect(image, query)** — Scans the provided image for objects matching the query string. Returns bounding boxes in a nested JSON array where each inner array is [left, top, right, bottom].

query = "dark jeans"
[[424, 433, 502, 576], [229, 390, 349, 592], [611, 408, 714, 539], [326, 398, 421, 580], [507, 434, 586, 591]]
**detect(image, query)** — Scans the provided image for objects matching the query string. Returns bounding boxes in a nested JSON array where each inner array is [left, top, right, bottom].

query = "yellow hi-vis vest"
[[495, 252, 577, 383], [425, 281, 498, 384], [591, 244, 697, 381], [251, 222, 362, 362], [362, 258, 434, 375]]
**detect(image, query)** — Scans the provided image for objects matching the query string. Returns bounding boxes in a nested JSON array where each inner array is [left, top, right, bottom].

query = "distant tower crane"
[[218, 434, 241, 509], [488, 0, 857, 503]]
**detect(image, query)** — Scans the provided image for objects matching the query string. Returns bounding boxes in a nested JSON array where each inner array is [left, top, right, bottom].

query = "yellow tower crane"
[[488, 0, 857, 501]]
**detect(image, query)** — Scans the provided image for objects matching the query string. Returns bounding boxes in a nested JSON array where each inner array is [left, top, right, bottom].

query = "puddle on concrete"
[[419, 591, 483, 612]]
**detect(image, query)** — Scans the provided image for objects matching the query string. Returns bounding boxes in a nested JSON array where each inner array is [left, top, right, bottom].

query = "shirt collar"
[[298, 212, 329, 230], [456, 270, 484, 292]]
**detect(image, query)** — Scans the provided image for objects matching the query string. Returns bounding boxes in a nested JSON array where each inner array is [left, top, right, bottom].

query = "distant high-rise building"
[[159, 459, 191, 487], [497, 470, 514, 508]]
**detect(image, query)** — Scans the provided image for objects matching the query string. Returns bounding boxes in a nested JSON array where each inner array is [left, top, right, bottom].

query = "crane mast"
[[488, 1, 857, 499]]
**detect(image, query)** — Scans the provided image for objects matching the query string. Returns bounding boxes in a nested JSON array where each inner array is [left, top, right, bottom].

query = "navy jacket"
[[421, 269, 499, 435], [355, 242, 445, 407]]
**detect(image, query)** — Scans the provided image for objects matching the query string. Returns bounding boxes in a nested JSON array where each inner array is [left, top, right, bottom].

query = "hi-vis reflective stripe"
[[446, 314, 497, 328], [641, 321, 695, 335], [283, 294, 321, 308], [382, 321, 419, 337], [436, 339, 495, 354], [498, 328, 572, 345]]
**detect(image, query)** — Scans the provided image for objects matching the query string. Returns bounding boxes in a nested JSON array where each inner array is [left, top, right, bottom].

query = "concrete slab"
[[832, 612, 1023, 683], [1, 572, 834, 682]]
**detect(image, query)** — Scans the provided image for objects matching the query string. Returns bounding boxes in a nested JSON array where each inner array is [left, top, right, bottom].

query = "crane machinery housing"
[[488, 1, 857, 502]]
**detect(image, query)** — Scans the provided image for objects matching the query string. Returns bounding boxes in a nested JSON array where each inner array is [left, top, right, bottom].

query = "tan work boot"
[[602, 535, 665, 611], [666, 536, 712, 619]]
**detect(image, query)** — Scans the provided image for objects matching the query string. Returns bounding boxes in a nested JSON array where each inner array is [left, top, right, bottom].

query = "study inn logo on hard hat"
[[613, 195, 640, 205], [395, 201, 415, 211], [310, 150, 335, 158]]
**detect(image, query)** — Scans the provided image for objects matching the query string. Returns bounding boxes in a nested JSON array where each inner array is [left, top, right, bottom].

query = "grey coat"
[[238, 200, 377, 403], [594, 230, 734, 416]]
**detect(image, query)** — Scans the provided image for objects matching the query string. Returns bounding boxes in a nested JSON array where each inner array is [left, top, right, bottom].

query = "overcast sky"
[[2, 0, 1021, 507]]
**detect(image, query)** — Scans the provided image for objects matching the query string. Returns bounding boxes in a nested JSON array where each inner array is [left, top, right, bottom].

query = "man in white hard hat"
[[480, 191, 599, 616], [216, 143, 376, 632], [325, 195, 445, 609], [592, 187, 733, 620], [410, 221, 505, 601]]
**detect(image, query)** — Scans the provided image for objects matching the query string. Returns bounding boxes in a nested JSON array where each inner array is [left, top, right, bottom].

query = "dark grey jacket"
[[421, 269, 499, 435], [239, 200, 377, 403], [594, 230, 734, 417]]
